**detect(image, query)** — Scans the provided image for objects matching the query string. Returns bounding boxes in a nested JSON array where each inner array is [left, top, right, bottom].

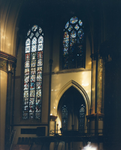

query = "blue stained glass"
[[30, 82, 35, 90], [78, 29, 84, 39], [35, 32, 39, 37], [68, 25, 73, 32], [71, 30, 76, 38], [31, 60, 36, 67], [75, 24, 79, 30], [36, 82, 42, 90], [79, 20, 83, 26], [70, 16, 78, 24], [65, 21, 69, 29], [30, 33, 34, 39], [32, 25, 38, 32]]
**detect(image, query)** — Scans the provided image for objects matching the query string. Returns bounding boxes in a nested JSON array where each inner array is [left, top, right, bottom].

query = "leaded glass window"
[[62, 105, 68, 130], [62, 16, 85, 69], [79, 104, 85, 132], [23, 25, 44, 120]]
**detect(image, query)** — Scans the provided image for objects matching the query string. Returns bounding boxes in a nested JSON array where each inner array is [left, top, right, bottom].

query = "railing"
[[49, 129, 103, 137]]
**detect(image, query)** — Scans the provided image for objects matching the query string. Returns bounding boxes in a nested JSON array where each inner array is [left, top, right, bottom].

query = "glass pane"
[[25, 68, 29, 76], [25, 53, 30, 61], [79, 20, 83, 26], [38, 44, 43, 51], [31, 68, 36, 75], [25, 61, 30, 68], [32, 44, 36, 52], [24, 91, 29, 98], [30, 33, 34, 39], [71, 30, 76, 38], [37, 59, 42, 66], [23, 98, 29, 105], [36, 90, 41, 98], [30, 82, 35, 90], [31, 75, 35, 82], [25, 46, 30, 53], [35, 32, 39, 37], [32, 37, 37, 45], [36, 82, 42, 90], [78, 29, 84, 40], [31, 60, 36, 67], [23, 113, 28, 119], [24, 75, 29, 83], [38, 36, 43, 44], [65, 21, 69, 29], [39, 27, 42, 34], [32, 25, 38, 32], [36, 113, 40, 119], [70, 16, 78, 24], [68, 25, 73, 32], [26, 38, 30, 45], [30, 90, 35, 97], [37, 51, 43, 59], [27, 30, 31, 36], [75, 24, 79, 30]]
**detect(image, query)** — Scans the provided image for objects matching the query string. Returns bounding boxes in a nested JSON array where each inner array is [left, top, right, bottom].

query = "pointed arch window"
[[62, 105, 68, 130], [62, 16, 85, 69], [23, 25, 44, 120], [79, 104, 85, 132]]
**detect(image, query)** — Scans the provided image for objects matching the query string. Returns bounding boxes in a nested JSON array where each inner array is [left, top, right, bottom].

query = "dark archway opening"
[[58, 86, 86, 135]]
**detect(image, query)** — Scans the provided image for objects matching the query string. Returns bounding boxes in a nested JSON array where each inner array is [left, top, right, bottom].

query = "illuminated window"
[[23, 25, 44, 120], [62, 105, 68, 130], [79, 104, 85, 132], [62, 16, 85, 69]]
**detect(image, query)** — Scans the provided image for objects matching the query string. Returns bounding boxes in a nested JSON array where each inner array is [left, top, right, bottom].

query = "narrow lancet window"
[[23, 25, 44, 120]]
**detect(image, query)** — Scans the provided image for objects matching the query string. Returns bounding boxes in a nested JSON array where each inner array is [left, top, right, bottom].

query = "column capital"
[[0, 51, 17, 72]]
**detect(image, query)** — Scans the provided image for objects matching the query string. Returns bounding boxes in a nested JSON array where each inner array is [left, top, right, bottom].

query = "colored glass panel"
[[23, 25, 44, 120], [68, 25, 73, 32], [70, 16, 78, 24], [71, 30, 76, 38], [38, 36, 43, 43], [25, 46, 30, 53], [75, 24, 79, 30], [62, 16, 84, 69], [32, 25, 38, 32], [65, 21, 69, 29], [38, 44, 43, 51], [79, 20, 83, 26], [26, 38, 30, 45]]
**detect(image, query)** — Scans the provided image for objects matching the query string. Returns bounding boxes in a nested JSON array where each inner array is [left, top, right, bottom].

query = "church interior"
[[0, 0, 121, 150]]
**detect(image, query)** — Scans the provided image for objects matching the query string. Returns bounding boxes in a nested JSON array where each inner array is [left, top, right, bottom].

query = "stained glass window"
[[23, 25, 44, 120], [62, 16, 85, 69], [62, 105, 68, 131], [79, 104, 85, 132]]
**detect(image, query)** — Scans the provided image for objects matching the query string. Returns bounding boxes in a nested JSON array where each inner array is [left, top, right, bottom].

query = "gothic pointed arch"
[[23, 25, 44, 120], [62, 16, 85, 69]]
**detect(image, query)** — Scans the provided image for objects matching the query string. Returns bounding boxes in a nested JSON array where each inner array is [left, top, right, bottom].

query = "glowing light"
[[50, 114, 52, 116], [54, 107, 55, 109], [82, 142, 97, 150]]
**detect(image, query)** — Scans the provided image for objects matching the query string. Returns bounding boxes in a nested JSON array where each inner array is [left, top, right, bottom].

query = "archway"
[[58, 86, 86, 132]]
